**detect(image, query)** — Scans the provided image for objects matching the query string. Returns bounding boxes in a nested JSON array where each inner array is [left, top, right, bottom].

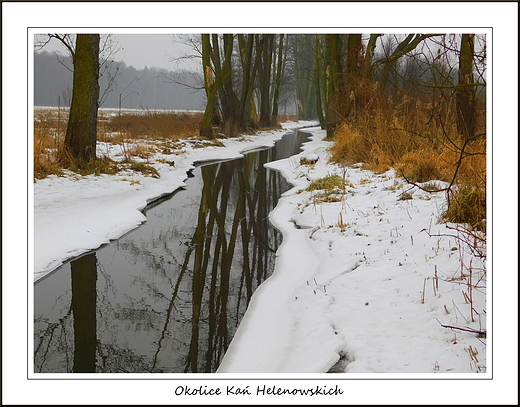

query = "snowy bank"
[[32, 121, 317, 282], [217, 127, 487, 374]]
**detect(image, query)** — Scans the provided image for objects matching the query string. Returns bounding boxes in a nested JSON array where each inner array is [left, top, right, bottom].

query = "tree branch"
[[371, 34, 443, 74], [436, 319, 486, 338]]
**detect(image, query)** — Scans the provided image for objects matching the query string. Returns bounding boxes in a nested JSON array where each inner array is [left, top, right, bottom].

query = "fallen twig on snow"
[[436, 318, 486, 338]]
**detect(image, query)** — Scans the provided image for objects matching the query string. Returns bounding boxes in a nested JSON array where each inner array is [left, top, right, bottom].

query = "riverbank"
[[32, 122, 487, 375], [32, 121, 316, 282], [218, 127, 487, 375]]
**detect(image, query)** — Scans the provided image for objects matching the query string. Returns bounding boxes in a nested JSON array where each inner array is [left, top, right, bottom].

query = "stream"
[[34, 128, 310, 373]]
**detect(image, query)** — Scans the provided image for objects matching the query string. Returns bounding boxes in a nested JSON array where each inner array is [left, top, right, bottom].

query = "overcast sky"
[[38, 34, 198, 71], [112, 34, 197, 71]]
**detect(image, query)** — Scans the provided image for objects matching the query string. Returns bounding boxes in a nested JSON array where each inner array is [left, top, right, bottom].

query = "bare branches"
[[34, 34, 76, 72], [48, 34, 76, 60], [98, 35, 123, 107], [371, 34, 443, 75], [158, 69, 204, 92]]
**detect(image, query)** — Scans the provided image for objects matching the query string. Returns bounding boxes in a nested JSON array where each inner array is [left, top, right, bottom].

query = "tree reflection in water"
[[34, 129, 307, 373]]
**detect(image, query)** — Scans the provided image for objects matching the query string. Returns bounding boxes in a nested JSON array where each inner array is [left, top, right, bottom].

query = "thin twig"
[[436, 318, 486, 337]]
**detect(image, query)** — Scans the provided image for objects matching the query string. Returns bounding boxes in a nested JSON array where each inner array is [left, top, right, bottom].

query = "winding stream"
[[34, 128, 310, 373]]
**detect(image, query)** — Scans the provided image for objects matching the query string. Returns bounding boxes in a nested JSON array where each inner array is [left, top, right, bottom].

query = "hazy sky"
[[39, 33, 198, 71], [112, 34, 197, 71]]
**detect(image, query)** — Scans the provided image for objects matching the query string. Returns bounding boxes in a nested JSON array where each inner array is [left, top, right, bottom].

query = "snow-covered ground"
[[32, 122, 488, 377], [32, 122, 314, 281], [218, 127, 487, 375]]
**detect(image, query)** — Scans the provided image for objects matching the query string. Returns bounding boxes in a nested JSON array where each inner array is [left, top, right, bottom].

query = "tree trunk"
[[271, 34, 285, 121], [238, 34, 259, 130], [456, 33, 476, 141], [346, 34, 362, 77], [211, 34, 239, 132], [293, 34, 316, 120], [314, 34, 326, 128], [324, 34, 341, 137], [220, 34, 240, 130], [258, 35, 274, 127], [200, 34, 220, 139], [65, 34, 100, 164]]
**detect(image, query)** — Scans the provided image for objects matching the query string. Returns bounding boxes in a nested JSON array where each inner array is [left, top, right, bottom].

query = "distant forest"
[[34, 51, 205, 110]]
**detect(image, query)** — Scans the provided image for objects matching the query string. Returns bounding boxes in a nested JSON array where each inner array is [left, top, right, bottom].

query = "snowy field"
[[218, 127, 487, 375], [31, 122, 488, 377]]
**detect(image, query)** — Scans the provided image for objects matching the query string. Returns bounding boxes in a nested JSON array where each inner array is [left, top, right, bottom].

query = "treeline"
[[192, 34, 486, 142], [292, 34, 486, 139], [197, 34, 298, 138], [34, 51, 204, 110]]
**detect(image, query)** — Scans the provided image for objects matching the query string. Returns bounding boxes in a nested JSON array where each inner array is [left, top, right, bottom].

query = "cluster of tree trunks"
[[200, 34, 288, 139], [297, 33, 479, 141], [56, 33, 481, 162]]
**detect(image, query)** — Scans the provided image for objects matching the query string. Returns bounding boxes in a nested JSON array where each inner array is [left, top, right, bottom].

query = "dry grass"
[[33, 108, 67, 179], [34, 108, 288, 180], [306, 174, 345, 192], [328, 81, 486, 230], [442, 185, 486, 231], [278, 113, 299, 123], [127, 162, 160, 178], [106, 111, 203, 140], [34, 109, 206, 180]]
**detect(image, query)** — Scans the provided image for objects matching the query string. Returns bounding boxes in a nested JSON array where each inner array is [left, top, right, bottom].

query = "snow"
[[32, 122, 314, 281], [217, 127, 488, 375], [32, 122, 489, 378]]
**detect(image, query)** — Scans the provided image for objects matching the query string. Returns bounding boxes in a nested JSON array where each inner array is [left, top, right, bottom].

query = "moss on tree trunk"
[[65, 34, 100, 164]]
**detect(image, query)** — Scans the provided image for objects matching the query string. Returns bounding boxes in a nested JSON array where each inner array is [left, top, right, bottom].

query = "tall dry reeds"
[[33, 109, 205, 180], [106, 111, 203, 140], [33, 108, 67, 179], [328, 79, 486, 232]]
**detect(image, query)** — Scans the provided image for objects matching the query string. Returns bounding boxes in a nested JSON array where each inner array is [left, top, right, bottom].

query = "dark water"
[[34, 129, 310, 373]]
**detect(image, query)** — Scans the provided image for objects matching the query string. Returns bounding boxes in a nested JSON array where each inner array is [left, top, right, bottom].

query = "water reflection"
[[34, 129, 308, 373], [71, 253, 97, 372]]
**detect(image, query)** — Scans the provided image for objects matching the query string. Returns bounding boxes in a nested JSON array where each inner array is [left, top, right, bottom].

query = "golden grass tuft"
[[128, 162, 160, 178], [306, 174, 345, 192], [397, 148, 451, 183], [442, 185, 486, 231], [328, 123, 370, 165]]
